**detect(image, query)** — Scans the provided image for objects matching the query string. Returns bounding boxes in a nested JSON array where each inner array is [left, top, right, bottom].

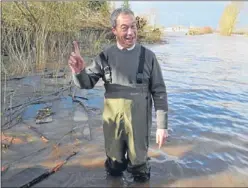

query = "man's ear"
[[112, 27, 117, 36]]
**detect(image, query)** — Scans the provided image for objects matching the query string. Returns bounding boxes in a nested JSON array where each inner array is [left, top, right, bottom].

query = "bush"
[[187, 26, 213, 35], [136, 16, 163, 43]]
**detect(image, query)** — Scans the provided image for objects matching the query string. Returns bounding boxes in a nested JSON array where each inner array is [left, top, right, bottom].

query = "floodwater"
[[2, 32, 248, 187]]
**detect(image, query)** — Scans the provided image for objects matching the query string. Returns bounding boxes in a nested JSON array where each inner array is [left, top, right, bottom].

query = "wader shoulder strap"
[[136, 45, 146, 84], [99, 52, 112, 83]]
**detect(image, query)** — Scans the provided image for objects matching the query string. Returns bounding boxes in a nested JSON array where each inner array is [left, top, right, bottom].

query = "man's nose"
[[127, 27, 133, 35]]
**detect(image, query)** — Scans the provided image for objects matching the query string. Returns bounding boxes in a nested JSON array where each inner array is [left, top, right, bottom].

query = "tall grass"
[[1, 1, 111, 77]]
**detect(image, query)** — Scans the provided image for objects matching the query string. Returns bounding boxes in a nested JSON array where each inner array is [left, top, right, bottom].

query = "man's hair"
[[110, 8, 135, 28]]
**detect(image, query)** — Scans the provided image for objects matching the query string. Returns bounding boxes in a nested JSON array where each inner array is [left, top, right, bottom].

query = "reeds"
[[1, 1, 111, 77]]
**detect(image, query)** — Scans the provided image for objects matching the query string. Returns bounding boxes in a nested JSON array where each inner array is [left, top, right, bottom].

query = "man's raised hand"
[[68, 41, 85, 74]]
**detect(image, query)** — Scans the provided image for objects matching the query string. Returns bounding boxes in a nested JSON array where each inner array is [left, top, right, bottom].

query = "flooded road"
[[2, 33, 248, 187]]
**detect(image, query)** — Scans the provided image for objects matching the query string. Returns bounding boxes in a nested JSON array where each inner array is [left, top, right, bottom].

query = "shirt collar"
[[117, 41, 136, 51]]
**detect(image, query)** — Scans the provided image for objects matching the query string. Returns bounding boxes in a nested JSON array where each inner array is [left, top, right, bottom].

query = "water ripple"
[[147, 33, 248, 178]]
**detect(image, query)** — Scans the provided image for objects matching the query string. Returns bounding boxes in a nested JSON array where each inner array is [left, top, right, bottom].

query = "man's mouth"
[[125, 37, 133, 42]]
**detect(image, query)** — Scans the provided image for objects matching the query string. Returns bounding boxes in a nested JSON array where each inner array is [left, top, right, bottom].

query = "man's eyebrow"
[[120, 22, 136, 27], [120, 24, 128, 27]]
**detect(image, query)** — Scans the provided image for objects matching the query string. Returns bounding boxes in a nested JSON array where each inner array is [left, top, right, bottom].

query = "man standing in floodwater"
[[68, 8, 168, 182]]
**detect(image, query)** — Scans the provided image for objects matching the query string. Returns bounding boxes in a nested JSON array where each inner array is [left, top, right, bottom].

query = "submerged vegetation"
[[1, 1, 109, 76]]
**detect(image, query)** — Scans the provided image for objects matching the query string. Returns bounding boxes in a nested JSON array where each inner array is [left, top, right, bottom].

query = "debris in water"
[[27, 125, 49, 143], [19, 151, 78, 188], [42, 72, 65, 79], [68, 94, 88, 100], [35, 107, 54, 124]]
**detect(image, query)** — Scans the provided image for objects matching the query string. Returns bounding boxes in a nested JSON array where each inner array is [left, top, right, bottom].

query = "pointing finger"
[[73, 41, 80, 55]]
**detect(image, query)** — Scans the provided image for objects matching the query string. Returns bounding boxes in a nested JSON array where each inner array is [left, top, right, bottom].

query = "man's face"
[[112, 13, 137, 48]]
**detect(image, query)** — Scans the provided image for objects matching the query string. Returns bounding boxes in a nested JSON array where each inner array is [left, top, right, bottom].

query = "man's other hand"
[[156, 128, 168, 149]]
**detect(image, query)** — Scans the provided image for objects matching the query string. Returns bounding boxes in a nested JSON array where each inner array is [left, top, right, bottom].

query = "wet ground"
[[1, 32, 248, 187]]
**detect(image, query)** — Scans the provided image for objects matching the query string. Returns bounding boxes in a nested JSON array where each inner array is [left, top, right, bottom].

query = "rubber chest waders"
[[100, 46, 151, 176]]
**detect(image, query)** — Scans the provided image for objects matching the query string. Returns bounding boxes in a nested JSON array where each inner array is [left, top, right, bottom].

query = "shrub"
[[187, 26, 213, 35]]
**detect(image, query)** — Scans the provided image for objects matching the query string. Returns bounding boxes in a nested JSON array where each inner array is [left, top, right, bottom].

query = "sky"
[[112, 1, 248, 29]]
